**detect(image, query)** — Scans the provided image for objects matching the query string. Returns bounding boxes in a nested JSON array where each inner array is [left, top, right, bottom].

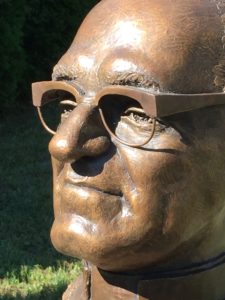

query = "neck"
[[90, 256, 225, 300], [63, 253, 225, 300]]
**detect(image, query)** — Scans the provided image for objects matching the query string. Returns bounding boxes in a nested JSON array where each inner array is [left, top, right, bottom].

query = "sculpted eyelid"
[[60, 100, 77, 107]]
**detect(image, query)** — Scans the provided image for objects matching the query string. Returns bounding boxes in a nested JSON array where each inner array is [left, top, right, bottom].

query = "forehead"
[[54, 0, 223, 93]]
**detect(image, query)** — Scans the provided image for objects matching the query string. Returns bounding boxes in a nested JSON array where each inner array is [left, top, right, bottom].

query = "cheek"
[[116, 135, 186, 229], [118, 133, 186, 189], [117, 134, 213, 240]]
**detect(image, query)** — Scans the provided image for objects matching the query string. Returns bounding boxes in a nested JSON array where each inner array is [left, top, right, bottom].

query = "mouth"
[[66, 180, 123, 198], [58, 175, 123, 222], [65, 177, 123, 197]]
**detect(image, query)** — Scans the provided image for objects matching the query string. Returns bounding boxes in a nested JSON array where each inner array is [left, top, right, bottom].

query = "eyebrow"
[[52, 64, 161, 92], [52, 64, 78, 81], [104, 71, 161, 91]]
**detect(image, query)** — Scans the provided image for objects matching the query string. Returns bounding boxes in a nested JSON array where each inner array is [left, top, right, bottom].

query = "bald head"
[[53, 0, 225, 93]]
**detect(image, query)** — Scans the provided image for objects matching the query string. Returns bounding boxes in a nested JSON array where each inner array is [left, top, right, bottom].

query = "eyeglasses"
[[32, 80, 225, 147]]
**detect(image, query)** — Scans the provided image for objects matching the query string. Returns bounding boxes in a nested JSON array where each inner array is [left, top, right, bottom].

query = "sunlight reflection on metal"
[[78, 56, 95, 70], [114, 21, 144, 46], [111, 59, 137, 72], [69, 217, 97, 235]]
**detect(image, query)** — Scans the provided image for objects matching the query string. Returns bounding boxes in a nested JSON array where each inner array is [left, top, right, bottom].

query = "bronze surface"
[[32, 0, 225, 298]]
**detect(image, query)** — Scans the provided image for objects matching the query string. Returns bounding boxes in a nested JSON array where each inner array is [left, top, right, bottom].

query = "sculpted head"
[[33, 0, 225, 271]]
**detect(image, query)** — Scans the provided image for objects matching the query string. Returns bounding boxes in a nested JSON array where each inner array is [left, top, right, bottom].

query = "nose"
[[49, 102, 110, 162]]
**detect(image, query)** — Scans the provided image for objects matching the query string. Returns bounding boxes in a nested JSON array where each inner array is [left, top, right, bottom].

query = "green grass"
[[0, 105, 82, 299]]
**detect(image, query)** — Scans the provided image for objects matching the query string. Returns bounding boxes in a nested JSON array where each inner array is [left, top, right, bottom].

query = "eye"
[[123, 107, 153, 126], [59, 99, 77, 123], [122, 107, 168, 132]]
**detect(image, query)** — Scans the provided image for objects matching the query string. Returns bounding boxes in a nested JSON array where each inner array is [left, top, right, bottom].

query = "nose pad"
[[49, 103, 110, 162]]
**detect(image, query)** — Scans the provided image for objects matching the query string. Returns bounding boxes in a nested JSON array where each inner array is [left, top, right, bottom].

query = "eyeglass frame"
[[32, 80, 225, 147]]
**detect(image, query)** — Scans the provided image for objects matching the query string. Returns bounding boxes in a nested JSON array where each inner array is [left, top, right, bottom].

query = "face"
[[44, 0, 225, 271]]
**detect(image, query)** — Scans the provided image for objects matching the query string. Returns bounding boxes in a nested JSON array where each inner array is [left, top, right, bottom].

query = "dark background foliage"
[[0, 2, 98, 298], [0, 0, 98, 109]]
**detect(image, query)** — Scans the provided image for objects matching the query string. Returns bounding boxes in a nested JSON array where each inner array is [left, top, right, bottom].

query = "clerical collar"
[[99, 250, 225, 280]]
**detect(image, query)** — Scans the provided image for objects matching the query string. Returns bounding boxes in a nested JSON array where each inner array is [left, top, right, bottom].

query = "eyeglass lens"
[[39, 89, 77, 133], [99, 94, 156, 145]]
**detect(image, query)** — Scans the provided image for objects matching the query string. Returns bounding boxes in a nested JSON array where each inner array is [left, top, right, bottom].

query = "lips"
[[57, 173, 122, 222], [65, 176, 123, 197]]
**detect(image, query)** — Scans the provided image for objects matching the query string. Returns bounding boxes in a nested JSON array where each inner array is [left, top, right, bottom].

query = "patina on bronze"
[[32, 0, 225, 299]]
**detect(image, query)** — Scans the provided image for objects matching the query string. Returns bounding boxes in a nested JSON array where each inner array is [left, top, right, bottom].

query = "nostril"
[[71, 145, 116, 177]]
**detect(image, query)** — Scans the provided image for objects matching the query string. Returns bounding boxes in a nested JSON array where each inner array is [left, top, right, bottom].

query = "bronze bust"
[[32, 0, 225, 299]]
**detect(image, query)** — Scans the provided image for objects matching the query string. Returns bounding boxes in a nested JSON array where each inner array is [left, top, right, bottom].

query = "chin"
[[50, 214, 183, 272]]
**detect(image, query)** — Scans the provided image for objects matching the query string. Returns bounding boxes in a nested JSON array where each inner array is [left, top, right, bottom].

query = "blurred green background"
[[0, 1, 98, 299], [0, 0, 98, 109]]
